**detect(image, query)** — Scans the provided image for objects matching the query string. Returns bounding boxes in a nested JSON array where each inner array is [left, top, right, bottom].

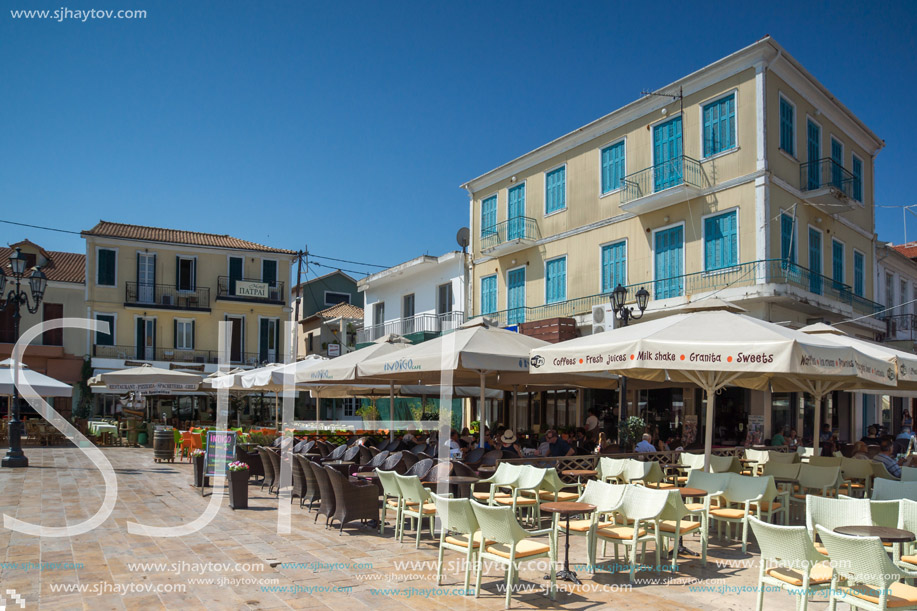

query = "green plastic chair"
[[656, 488, 708, 570], [684, 470, 730, 513], [744, 448, 769, 475], [809, 456, 843, 467], [902, 467, 917, 483], [496, 465, 544, 527], [842, 457, 875, 498], [376, 469, 403, 536], [561, 480, 626, 571], [873, 479, 917, 501], [748, 516, 833, 611], [805, 495, 873, 556], [708, 454, 741, 474], [473, 462, 524, 505], [471, 502, 556, 608], [789, 465, 843, 520], [708, 473, 772, 554], [594, 484, 669, 582], [817, 525, 917, 611], [767, 450, 800, 464], [597, 457, 628, 484], [897, 499, 917, 569], [430, 493, 481, 594], [394, 473, 437, 548]]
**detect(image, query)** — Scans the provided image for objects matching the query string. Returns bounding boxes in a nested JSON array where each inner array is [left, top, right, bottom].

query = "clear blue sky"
[[1, 1, 914, 280]]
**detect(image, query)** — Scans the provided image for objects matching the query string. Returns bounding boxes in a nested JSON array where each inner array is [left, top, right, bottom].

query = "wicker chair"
[[656, 488, 708, 570], [452, 461, 478, 477], [841, 457, 874, 498], [474, 463, 524, 504], [430, 493, 483, 593], [357, 450, 390, 473], [748, 516, 833, 611], [257, 447, 277, 493], [806, 495, 874, 556], [265, 448, 282, 495], [357, 445, 373, 465], [598, 457, 628, 484], [622, 459, 669, 487], [708, 473, 774, 553], [426, 462, 453, 482], [401, 451, 419, 471], [417, 452, 435, 461], [464, 447, 485, 467], [594, 484, 669, 582], [405, 458, 434, 480], [818, 525, 917, 611], [411, 443, 428, 455], [293, 439, 315, 454], [471, 502, 556, 608], [708, 454, 742, 474], [382, 451, 406, 474], [394, 473, 437, 548], [518, 467, 579, 503], [684, 470, 730, 513], [902, 467, 917, 483], [495, 465, 543, 526], [290, 452, 307, 506], [294, 454, 319, 510], [563, 480, 625, 571], [744, 448, 769, 475], [873, 479, 917, 501], [897, 499, 917, 568], [341, 445, 360, 463], [236, 446, 264, 481], [321, 444, 347, 463], [789, 465, 843, 520], [809, 456, 843, 467], [308, 460, 336, 528], [315, 440, 332, 457], [324, 466, 379, 534], [478, 449, 503, 471], [767, 450, 800, 464], [377, 469, 404, 536]]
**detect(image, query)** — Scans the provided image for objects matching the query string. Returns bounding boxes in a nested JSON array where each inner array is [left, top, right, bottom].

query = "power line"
[[0, 218, 82, 235], [309, 260, 373, 278], [307, 253, 390, 269]]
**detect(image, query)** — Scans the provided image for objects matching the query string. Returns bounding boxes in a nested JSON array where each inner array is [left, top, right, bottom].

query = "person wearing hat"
[[499, 430, 523, 458]]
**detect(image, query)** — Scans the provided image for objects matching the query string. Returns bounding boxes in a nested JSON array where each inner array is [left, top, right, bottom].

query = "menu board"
[[204, 430, 237, 478]]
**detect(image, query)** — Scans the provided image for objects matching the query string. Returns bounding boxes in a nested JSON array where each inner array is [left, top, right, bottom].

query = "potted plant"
[[619, 416, 647, 453], [227, 461, 249, 509], [191, 449, 207, 488], [355, 402, 381, 427]]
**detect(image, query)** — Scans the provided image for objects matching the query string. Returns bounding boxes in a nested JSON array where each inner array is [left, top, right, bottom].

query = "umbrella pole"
[[389, 381, 395, 442], [479, 371, 486, 450], [704, 385, 715, 472], [812, 391, 824, 457], [513, 385, 518, 433], [275, 393, 279, 431]]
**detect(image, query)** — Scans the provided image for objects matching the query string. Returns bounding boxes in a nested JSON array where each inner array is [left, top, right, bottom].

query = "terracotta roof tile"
[[81, 221, 296, 254], [0, 247, 85, 284], [302, 302, 364, 323], [891, 243, 917, 260]]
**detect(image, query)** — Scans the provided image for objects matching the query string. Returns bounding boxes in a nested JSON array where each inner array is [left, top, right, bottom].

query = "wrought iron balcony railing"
[[481, 259, 883, 327], [125, 282, 211, 310], [92, 344, 262, 365], [357, 311, 465, 344], [480, 217, 539, 252], [217, 277, 286, 304], [799, 157, 857, 198], [882, 314, 917, 341], [621, 155, 704, 204]]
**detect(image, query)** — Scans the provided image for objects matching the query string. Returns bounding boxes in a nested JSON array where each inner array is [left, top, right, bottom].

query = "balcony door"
[[809, 227, 823, 295], [260, 318, 279, 363], [807, 119, 821, 189], [507, 267, 526, 325], [137, 253, 155, 304], [654, 225, 684, 299], [508, 184, 525, 240], [653, 116, 682, 191], [226, 315, 244, 363], [229, 256, 243, 296], [136, 317, 155, 360]]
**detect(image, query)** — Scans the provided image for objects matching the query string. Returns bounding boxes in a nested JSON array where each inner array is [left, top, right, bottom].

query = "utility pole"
[[292, 248, 304, 361]]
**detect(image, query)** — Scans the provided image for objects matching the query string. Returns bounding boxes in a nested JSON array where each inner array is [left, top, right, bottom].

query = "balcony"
[[620, 155, 705, 214], [482, 259, 883, 327], [356, 311, 465, 345], [882, 314, 917, 342], [125, 282, 211, 311], [217, 277, 285, 304], [799, 158, 859, 212], [92, 344, 262, 365], [480, 217, 539, 257]]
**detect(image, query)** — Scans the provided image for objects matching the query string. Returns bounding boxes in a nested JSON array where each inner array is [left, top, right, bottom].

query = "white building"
[[357, 251, 468, 345]]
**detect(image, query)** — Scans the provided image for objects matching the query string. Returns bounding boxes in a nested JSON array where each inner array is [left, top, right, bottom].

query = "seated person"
[[544, 429, 574, 457], [861, 425, 882, 445], [771, 427, 788, 447], [851, 440, 870, 459], [819, 423, 832, 443], [635, 433, 656, 453], [874, 439, 902, 478], [498, 430, 522, 458]]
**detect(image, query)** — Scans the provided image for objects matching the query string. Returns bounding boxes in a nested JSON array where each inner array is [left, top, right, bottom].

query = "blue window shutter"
[[780, 98, 795, 156], [832, 240, 844, 285], [545, 166, 565, 214], [703, 95, 735, 157], [854, 252, 864, 296], [852, 157, 863, 201], [831, 139, 843, 189], [807, 119, 821, 189], [507, 268, 526, 324], [703, 211, 737, 271], [546, 257, 566, 304], [481, 275, 497, 315], [601, 242, 626, 292], [781, 214, 797, 263], [601, 142, 625, 194], [809, 228, 822, 294], [481, 196, 497, 236]]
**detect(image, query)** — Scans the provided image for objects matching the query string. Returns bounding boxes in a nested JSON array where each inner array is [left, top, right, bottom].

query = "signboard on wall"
[[236, 281, 268, 299], [327, 343, 341, 357]]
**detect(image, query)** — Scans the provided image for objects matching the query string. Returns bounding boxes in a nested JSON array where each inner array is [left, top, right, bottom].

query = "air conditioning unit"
[[591, 303, 615, 334]]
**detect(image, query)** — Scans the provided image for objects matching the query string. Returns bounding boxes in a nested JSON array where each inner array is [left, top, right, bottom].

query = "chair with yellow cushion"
[[430, 493, 483, 594], [471, 502, 556, 609], [655, 488, 707, 570], [896, 499, 917, 569], [394, 473, 437, 548], [789, 465, 843, 521], [684, 470, 730, 513], [494, 465, 544, 527], [560, 480, 626, 571], [708, 473, 771, 554], [805, 495, 873, 557], [748, 516, 833, 611], [744, 448, 769, 475], [818, 525, 917, 611], [623, 459, 672, 488], [767, 450, 801, 464], [808, 455, 843, 467], [708, 454, 742, 474], [597, 456, 628, 484], [473, 462, 523, 505], [376, 469, 403, 536], [594, 484, 669, 582], [842, 457, 875, 498]]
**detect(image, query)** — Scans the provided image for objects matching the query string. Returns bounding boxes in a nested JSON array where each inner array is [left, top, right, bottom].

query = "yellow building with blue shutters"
[[461, 36, 885, 442]]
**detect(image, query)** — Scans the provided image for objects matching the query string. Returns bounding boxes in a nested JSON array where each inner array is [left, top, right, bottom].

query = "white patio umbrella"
[[91, 364, 202, 393], [357, 318, 618, 448], [528, 311, 895, 467], [0, 359, 72, 397]]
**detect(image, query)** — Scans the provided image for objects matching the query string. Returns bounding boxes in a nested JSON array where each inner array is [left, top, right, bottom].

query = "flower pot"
[[228, 469, 249, 509], [193, 454, 209, 488]]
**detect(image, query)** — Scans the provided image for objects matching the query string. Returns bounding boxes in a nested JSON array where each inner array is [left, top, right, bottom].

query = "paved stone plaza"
[[0, 447, 814, 610]]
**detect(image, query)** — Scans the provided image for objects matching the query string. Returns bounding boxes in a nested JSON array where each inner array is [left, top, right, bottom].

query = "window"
[[324, 291, 351, 306], [373, 302, 385, 326], [262, 259, 277, 287], [307, 333, 314, 353], [807, 118, 821, 189], [481, 275, 497, 315], [832, 240, 844, 289], [779, 96, 795, 156], [545, 256, 567, 304], [176, 256, 196, 291], [481, 195, 497, 236], [343, 398, 357, 417], [702, 94, 736, 157], [831, 137, 844, 189], [886, 272, 895, 308], [600, 141, 625, 194], [601, 241, 626, 293], [545, 165, 566, 214], [95, 314, 115, 346], [902, 279, 909, 315], [852, 155, 863, 202], [808, 227, 823, 295], [42, 303, 63, 346], [507, 267, 526, 324], [402, 293, 415, 318], [97, 248, 116, 286], [703, 210, 738, 271], [853, 251, 865, 297], [174, 320, 194, 350], [780, 213, 797, 263], [259, 318, 279, 363], [437, 283, 453, 315]]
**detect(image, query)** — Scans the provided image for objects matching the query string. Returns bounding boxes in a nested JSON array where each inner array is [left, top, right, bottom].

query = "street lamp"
[[1, 247, 48, 468], [609, 284, 649, 439]]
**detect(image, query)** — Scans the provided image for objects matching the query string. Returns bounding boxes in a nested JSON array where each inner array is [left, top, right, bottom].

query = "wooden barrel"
[[153, 429, 175, 463]]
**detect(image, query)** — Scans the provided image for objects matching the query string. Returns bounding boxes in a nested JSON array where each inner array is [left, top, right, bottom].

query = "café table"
[[662, 463, 688, 486], [422, 475, 480, 498], [562, 469, 597, 494], [542, 501, 595, 584], [834, 525, 915, 559]]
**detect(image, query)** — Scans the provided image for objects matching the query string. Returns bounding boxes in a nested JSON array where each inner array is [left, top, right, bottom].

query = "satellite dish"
[[456, 227, 470, 249]]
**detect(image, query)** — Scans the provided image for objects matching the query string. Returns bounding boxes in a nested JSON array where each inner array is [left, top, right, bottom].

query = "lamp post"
[[1, 247, 48, 468], [609, 284, 649, 442]]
